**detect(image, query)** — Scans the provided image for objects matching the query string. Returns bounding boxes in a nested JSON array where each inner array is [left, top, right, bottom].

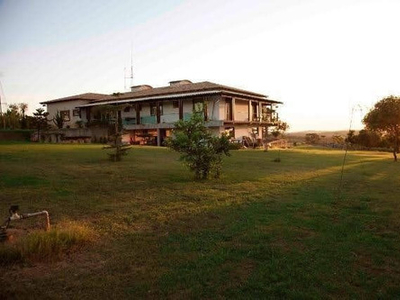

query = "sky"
[[1, 0, 400, 132]]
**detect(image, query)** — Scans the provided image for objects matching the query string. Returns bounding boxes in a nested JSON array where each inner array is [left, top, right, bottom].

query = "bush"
[[166, 113, 230, 180]]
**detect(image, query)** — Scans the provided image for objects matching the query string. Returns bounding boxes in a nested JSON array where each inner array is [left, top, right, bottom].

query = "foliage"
[[166, 113, 230, 179], [98, 104, 131, 161], [271, 121, 289, 138], [52, 110, 64, 129], [305, 133, 320, 144], [32, 108, 49, 142], [0, 103, 30, 129], [332, 135, 345, 145], [363, 95, 400, 161]]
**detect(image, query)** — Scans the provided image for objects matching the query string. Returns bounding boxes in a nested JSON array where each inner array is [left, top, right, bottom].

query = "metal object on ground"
[[1, 206, 51, 242]]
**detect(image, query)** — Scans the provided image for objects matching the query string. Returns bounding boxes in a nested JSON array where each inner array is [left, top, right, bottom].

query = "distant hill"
[[285, 130, 353, 143]]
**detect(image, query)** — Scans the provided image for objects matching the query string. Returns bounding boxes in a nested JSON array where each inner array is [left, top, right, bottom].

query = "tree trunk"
[[394, 137, 399, 162]]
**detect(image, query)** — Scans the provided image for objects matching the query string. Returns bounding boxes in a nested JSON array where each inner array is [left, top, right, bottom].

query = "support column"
[[179, 100, 183, 120], [156, 101, 161, 124], [248, 101, 252, 122], [157, 128, 161, 146], [135, 103, 140, 125], [232, 98, 236, 121]]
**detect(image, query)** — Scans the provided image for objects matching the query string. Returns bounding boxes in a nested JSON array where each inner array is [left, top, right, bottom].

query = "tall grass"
[[0, 222, 94, 265]]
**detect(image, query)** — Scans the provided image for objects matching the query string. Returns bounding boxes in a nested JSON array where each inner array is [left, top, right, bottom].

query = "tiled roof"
[[42, 81, 281, 106], [100, 81, 269, 101], [40, 93, 109, 104]]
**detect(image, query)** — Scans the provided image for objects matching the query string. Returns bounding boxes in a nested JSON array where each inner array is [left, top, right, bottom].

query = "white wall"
[[46, 100, 88, 128]]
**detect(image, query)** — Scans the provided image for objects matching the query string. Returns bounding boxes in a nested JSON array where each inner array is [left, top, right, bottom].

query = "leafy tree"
[[271, 121, 289, 138], [19, 103, 28, 129], [33, 108, 49, 142], [363, 96, 400, 161], [332, 135, 345, 145], [305, 133, 320, 145], [345, 130, 357, 145], [4, 104, 20, 129], [356, 129, 382, 149], [166, 112, 230, 180]]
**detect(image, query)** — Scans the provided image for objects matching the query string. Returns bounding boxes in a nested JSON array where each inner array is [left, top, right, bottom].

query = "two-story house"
[[40, 80, 282, 145]]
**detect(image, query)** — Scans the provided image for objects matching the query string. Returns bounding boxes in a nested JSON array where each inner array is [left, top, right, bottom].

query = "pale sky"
[[1, 0, 400, 132]]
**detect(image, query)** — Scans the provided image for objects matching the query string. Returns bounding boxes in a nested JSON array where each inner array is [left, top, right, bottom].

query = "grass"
[[1, 143, 400, 298], [0, 222, 94, 265]]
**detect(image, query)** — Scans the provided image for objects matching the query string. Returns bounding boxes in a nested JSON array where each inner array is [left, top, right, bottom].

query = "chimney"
[[169, 80, 192, 87], [131, 85, 153, 92]]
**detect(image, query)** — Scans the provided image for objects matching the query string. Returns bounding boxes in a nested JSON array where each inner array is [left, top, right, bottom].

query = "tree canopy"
[[363, 95, 400, 161], [166, 113, 230, 180]]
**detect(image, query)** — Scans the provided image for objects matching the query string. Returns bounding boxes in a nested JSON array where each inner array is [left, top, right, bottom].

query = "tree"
[[166, 112, 230, 180], [52, 110, 64, 129], [271, 121, 289, 138], [19, 103, 28, 129], [345, 130, 357, 145], [4, 104, 20, 129], [332, 135, 345, 146], [363, 96, 400, 161], [356, 129, 382, 149], [98, 104, 131, 161], [33, 108, 49, 142], [305, 133, 320, 145]]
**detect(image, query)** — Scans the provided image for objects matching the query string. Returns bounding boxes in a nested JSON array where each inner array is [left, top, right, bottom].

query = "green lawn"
[[1, 143, 400, 299]]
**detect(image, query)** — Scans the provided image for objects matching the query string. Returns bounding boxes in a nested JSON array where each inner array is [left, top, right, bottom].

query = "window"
[[150, 103, 163, 116], [225, 98, 232, 120], [60, 110, 70, 121], [172, 100, 179, 108], [251, 102, 258, 121], [193, 99, 207, 120], [73, 109, 80, 117]]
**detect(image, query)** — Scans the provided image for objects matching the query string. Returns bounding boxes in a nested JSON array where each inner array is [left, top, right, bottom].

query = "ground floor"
[[41, 123, 274, 146], [122, 124, 271, 146]]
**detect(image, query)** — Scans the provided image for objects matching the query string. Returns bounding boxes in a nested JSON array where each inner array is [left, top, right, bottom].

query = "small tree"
[[52, 110, 64, 129], [166, 113, 230, 180], [363, 96, 400, 161], [33, 108, 49, 142], [98, 104, 131, 161]]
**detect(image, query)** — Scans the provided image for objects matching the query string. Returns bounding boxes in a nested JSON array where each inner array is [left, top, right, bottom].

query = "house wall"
[[234, 99, 249, 122], [46, 100, 89, 128], [161, 100, 179, 123]]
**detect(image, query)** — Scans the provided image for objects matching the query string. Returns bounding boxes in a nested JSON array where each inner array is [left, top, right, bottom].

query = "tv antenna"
[[124, 45, 134, 91], [0, 80, 7, 129]]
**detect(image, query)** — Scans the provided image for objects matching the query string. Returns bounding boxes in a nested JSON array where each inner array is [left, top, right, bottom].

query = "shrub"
[[166, 113, 230, 180]]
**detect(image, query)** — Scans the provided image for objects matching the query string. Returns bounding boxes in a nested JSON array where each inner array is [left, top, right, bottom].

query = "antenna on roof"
[[124, 44, 134, 91], [0, 80, 7, 129]]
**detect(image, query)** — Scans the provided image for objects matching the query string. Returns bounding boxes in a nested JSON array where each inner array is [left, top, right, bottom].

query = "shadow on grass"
[[1, 146, 400, 299]]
